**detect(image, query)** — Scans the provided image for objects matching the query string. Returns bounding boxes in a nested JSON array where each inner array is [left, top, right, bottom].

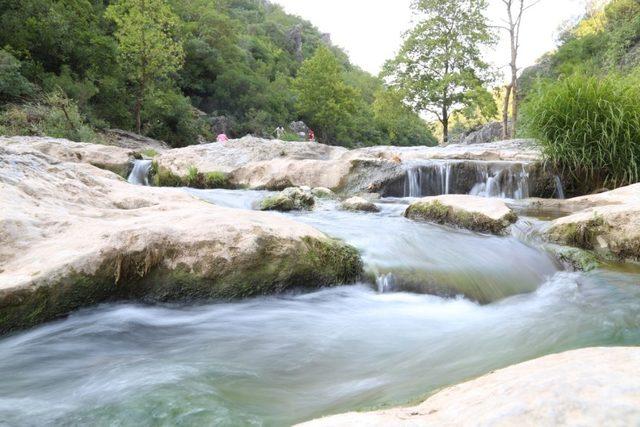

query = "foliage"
[[372, 88, 437, 146], [520, 0, 640, 97], [0, 0, 435, 147], [520, 73, 640, 191], [293, 47, 357, 145], [105, 0, 185, 134], [384, 0, 496, 143], [0, 49, 34, 102], [0, 90, 101, 143]]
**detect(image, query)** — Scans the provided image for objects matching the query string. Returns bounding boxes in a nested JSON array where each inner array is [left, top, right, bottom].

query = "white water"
[[401, 161, 531, 199], [1, 189, 638, 426], [127, 159, 153, 186]]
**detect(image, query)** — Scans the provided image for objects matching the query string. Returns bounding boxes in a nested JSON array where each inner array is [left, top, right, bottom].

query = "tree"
[[385, 0, 495, 144], [497, 0, 541, 138], [293, 47, 357, 145], [105, 0, 185, 134], [372, 88, 437, 146]]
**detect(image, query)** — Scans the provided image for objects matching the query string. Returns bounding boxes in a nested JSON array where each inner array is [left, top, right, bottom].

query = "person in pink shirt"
[[308, 129, 315, 142], [216, 133, 229, 142]]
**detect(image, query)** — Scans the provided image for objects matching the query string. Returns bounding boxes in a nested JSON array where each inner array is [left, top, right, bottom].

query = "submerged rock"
[[311, 187, 336, 199], [260, 187, 315, 212], [405, 195, 517, 234], [341, 197, 379, 213], [297, 347, 640, 426], [0, 146, 362, 334]]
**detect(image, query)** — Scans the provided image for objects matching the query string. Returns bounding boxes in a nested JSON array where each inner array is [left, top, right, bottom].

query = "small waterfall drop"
[[400, 161, 531, 199], [128, 159, 153, 186], [376, 273, 396, 293], [554, 176, 565, 199]]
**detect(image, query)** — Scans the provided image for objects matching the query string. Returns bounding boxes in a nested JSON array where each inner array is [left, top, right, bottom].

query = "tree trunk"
[[510, 69, 518, 138], [502, 84, 512, 139], [442, 109, 449, 145]]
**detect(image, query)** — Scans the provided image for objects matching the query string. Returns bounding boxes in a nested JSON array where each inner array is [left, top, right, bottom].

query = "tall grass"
[[520, 73, 640, 192]]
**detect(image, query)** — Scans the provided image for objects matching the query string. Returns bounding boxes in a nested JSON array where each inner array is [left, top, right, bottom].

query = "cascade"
[[127, 159, 153, 186], [397, 160, 533, 199]]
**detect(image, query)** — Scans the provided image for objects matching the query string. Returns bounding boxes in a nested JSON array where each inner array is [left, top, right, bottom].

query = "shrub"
[[520, 73, 640, 192], [205, 171, 229, 188], [0, 91, 104, 143]]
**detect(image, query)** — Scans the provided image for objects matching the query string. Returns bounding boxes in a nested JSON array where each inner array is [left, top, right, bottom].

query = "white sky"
[[272, 0, 588, 82]]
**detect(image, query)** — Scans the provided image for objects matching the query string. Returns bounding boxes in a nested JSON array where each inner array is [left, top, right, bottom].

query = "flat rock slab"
[[405, 195, 517, 234], [298, 347, 640, 427], [0, 144, 362, 334]]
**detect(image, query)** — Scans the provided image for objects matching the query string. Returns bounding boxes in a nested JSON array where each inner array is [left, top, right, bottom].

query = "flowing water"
[[397, 160, 532, 199], [127, 160, 153, 186], [1, 190, 639, 426]]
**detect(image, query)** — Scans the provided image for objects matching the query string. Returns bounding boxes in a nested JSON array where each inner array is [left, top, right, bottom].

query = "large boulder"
[[260, 187, 315, 212], [459, 121, 506, 145], [0, 145, 362, 334], [298, 347, 640, 427], [405, 195, 518, 234]]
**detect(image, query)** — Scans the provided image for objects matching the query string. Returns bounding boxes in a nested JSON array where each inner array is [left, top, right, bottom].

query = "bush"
[[0, 90, 102, 143], [520, 73, 640, 192]]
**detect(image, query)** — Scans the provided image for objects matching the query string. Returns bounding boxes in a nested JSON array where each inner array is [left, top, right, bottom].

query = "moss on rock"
[[0, 237, 362, 335], [405, 200, 517, 234], [260, 187, 315, 212]]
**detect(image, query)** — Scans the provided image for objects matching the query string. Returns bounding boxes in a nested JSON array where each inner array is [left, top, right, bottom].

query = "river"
[[1, 190, 639, 426]]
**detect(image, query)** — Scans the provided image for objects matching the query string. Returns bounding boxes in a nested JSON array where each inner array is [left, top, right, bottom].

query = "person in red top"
[[308, 129, 315, 142]]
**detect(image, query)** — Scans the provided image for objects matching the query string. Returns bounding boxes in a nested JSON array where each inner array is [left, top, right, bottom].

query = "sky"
[[271, 0, 588, 82]]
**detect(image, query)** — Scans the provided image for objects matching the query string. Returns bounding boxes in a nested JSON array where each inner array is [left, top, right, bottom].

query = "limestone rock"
[[537, 183, 640, 260], [0, 145, 362, 334], [260, 187, 315, 212], [341, 197, 379, 213], [0, 135, 137, 177], [297, 347, 640, 427], [405, 195, 517, 234]]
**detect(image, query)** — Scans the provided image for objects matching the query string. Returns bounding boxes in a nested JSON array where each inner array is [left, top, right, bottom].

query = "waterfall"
[[400, 161, 532, 199], [128, 160, 153, 186], [376, 273, 396, 293], [554, 176, 565, 199]]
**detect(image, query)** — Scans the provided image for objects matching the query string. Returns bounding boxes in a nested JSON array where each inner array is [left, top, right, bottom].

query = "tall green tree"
[[293, 47, 356, 145], [385, 0, 495, 143], [105, 0, 185, 134]]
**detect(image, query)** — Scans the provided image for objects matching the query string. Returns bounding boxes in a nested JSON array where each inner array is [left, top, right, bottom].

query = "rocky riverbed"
[[1, 135, 639, 425]]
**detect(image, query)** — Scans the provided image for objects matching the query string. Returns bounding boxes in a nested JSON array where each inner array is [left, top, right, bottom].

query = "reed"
[[520, 73, 640, 192]]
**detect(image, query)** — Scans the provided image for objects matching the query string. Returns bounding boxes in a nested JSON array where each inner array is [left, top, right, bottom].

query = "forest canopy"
[[0, 0, 436, 147]]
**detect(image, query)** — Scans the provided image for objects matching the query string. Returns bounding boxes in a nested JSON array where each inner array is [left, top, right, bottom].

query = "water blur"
[[127, 160, 153, 186], [1, 189, 639, 426]]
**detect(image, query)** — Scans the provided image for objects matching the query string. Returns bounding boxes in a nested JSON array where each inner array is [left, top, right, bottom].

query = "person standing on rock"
[[275, 126, 284, 139], [308, 129, 315, 142], [217, 133, 229, 142]]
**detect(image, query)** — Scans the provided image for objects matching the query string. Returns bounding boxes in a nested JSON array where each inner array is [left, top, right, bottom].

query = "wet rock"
[[297, 347, 640, 427], [341, 197, 379, 213], [260, 187, 315, 212], [311, 187, 336, 199], [539, 183, 640, 260], [405, 195, 517, 234], [0, 146, 362, 334]]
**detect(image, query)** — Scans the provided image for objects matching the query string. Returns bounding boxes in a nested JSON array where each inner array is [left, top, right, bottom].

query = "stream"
[[1, 189, 640, 426]]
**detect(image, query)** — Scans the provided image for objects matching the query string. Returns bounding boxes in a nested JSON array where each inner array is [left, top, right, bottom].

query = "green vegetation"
[[153, 164, 230, 189], [141, 149, 159, 158], [405, 200, 517, 234], [0, 0, 434, 147], [520, 73, 640, 192], [385, 0, 496, 143], [517, 0, 640, 193], [0, 90, 102, 143]]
